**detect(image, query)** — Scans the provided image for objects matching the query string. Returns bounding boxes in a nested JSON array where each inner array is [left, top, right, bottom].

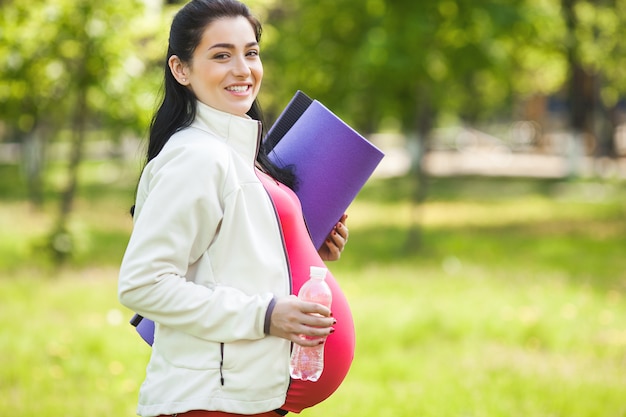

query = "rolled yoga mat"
[[267, 92, 385, 249]]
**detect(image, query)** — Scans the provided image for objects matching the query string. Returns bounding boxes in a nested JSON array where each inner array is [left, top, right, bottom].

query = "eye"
[[213, 52, 230, 60], [246, 49, 260, 57]]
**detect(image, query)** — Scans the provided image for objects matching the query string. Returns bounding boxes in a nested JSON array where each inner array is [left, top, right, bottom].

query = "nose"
[[232, 54, 251, 78]]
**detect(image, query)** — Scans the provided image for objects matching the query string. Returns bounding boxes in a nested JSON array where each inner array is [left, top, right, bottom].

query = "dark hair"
[[248, 100, 297, 189], [146, 0, 296, 187]]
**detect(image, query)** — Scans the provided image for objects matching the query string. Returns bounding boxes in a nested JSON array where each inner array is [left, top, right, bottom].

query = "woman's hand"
[[269, 295, 336, 347], [318, 214, 349, 261]]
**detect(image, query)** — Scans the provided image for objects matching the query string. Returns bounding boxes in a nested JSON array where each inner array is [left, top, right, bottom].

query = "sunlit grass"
[[0, 268, 148, 416], [309, 265, 626, 417], [1, 162, 626, 417]]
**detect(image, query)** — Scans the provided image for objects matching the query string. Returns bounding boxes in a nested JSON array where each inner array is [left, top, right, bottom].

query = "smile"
[[226, 85, 250, 93]]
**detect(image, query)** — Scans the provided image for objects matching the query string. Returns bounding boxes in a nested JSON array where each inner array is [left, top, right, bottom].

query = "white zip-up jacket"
[[118, 101, 291, 417]]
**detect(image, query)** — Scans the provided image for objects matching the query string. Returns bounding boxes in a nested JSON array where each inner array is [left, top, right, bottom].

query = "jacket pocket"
[[155, 326, 221, 370], [221, 338, 290, 388]]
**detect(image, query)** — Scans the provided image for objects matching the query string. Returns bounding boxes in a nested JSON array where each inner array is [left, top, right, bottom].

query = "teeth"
[[227, 85, 248, 92]]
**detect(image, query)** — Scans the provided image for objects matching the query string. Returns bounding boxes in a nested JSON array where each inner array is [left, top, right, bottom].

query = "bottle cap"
[[309, 266, 328, 280]]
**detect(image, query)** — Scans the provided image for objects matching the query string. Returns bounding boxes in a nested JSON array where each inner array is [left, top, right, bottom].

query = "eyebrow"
[[208, 41, 259, 50]]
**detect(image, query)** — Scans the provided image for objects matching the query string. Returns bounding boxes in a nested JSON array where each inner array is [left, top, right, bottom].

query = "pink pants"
[[157, 411, 279, 417]]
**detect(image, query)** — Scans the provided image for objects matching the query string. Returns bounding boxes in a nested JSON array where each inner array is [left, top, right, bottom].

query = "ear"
[[168, 55, 190, 86]]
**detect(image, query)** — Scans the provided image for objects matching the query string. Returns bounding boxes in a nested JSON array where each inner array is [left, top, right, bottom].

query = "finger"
[[292, 323, 336, 345], [328, 228, 346, 257], [321, 238, 341, 261], [292, 335, 327, 347], [296, 303, 335, 329], [335, 214, 348, 235], [297, 323, 334, 338], [335, 222, 348, 241], [298, 313, 335, 330], [299, 300, 332, 317]]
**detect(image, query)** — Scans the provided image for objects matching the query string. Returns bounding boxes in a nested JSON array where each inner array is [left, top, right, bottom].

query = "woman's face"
[[186, 16, 263, 117]]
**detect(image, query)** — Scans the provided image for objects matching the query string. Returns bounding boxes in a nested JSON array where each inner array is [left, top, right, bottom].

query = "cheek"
[[254, 62, 264, 82]]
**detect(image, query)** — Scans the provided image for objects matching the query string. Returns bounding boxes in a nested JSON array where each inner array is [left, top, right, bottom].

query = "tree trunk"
[[561, 0, 595, 177], [50, 81, 88, 263], [406, 85, 435, 252], [20, 127, 46, 208]]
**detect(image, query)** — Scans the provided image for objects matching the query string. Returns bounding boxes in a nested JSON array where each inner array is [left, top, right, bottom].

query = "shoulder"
[[148, 127, 231, 177], [135, 128, 232, 215], [168, 127, 230, 160]]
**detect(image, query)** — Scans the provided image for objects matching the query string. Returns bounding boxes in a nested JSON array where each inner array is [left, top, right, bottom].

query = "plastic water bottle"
[[289, 266, 333, 382]]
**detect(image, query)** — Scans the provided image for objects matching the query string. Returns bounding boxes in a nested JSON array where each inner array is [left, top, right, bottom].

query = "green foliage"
[[0, 0, 165, 139], [2, 0, 626, 141], [258, 0, 626, 137], [261, 0, 556, 132]]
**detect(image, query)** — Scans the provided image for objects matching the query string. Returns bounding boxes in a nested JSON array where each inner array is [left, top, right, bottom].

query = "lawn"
[[1, 161, 625, 417]]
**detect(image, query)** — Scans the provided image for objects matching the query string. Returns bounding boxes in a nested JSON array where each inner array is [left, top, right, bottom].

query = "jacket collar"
[[191, 100, 261, 165]]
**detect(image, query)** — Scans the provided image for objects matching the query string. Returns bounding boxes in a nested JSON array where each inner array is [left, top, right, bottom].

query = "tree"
[[561, 0, 626, 159], [0, 0, 165, 262], [262, 0, 537, 249]]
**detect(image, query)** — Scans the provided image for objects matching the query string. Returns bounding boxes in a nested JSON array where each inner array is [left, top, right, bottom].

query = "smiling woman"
[[117, 1, 354, 417]]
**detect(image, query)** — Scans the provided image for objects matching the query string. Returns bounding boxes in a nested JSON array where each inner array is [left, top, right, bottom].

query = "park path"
[[2, 136, 625, 179], [372, 136, 626, 179]]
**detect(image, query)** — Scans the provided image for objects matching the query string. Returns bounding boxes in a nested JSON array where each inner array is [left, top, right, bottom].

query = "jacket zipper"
[[254, 120, 292, 294], [256, 154, 294, 399], [219, 342, 225, 386], [264, 190, 293, 294]]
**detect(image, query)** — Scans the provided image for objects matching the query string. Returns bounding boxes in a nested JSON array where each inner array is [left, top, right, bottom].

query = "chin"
[[230, 103, 255, 117]]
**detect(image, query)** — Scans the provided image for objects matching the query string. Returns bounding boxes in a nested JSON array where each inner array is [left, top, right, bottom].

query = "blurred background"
[[1, 0, 625, 416], [2, 0, 626, 248]]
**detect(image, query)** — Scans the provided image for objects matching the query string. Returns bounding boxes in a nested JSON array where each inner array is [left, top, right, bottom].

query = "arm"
[[119, 142, 272, 343]]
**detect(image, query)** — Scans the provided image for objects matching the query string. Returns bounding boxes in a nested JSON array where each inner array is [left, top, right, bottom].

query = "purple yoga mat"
[[268, 99, 384, 249], [134, 314, 154, 345]]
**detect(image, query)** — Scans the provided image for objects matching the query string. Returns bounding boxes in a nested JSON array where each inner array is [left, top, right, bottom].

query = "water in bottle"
[[289, 266, 333, 382]]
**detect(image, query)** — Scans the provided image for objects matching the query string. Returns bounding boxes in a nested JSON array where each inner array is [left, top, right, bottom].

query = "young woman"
[[118, 1, 354, 416]]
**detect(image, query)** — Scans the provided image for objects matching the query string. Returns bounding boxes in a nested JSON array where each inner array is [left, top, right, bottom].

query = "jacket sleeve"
[[118, 140, 273, 342]]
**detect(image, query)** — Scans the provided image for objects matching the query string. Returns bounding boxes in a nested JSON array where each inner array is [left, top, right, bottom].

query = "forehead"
[[199, 16, 258, 47]]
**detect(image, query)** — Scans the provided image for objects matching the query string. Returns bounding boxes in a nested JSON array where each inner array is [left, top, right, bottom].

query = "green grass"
[[1, 161, 626, 417]]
